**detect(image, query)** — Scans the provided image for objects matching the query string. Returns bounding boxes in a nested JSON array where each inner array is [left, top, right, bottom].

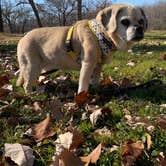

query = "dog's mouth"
[[131, 34, 144, 41]]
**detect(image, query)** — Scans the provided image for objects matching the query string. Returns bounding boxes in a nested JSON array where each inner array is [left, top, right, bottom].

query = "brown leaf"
[[74, 91, 90, 106], [0, 74, 9, 87], [80, 143, 102, 165], [55, 130, 84, 151], [31, 115, 56, 142], [60, 149, 85, 166], [122, 141, 144, 166], [0, 88, 11, 100], [32, 101, 42, 112], [156, 115, 166, 130], [163, 53, 166, 60], [100, 76, 113, 86], [70, 129, 85, 150], [52, 148, 85, 166]]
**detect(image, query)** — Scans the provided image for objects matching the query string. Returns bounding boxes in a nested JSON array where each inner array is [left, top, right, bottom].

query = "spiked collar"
[[88, 19, 117, 56]]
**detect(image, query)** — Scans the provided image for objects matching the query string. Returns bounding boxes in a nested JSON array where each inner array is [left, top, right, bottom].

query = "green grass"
[[0, 31, 166, 165]]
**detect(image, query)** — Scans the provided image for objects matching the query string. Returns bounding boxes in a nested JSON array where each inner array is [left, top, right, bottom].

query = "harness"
[[65, 19, 117, 63]]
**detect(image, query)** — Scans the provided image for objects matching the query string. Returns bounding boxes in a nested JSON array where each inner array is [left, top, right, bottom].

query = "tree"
[[0, 0, 4, 32], [17, 0, 43, 27], [77, 0, 82, 20], [28, 0, 42, 27], [46, 0, 77, 26]]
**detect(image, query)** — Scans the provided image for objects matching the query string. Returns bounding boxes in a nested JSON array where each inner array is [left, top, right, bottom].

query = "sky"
[[9, 0, 160, 6], [34, 0, 159, 6]]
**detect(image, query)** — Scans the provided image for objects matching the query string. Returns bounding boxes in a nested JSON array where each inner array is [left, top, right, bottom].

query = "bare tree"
[[28, 0, 42, 27], [46, 0, 77, 26], [17, 0, 43, 27], [0, 0, 3, 32], [77, 0, 82, 20]]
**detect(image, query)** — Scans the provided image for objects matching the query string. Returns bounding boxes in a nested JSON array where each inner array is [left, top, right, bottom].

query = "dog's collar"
[[88, 19, 117, 56]]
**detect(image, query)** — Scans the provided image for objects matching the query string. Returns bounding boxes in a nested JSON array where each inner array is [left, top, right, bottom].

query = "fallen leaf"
[[0, 74, 9, 87], [52, 149, 85, 166], [80, 143, 102, 165], [70, 129, 85, 150], [110, 145, 119, 153], [156, 115, 166, 130], [126, 61, 135, 67], [4, 143, 34, 166], [93, 127, 112, 137], [146, 133, 152, 150], [61, 149, 85, 166], [100, 76, 113, 86], [30, 114, 56, 142], [32, 101, 42, 112], [0, 88, 11, 100], [163, 53, 166, 60], [74, 91, 90, 106], [121, 141, 144, 166], [55, 130, 84, 151], [90, 108, 102, 126]]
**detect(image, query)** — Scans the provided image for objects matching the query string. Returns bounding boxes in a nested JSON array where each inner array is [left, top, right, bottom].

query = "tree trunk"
[[77, 0, 82, 20], [28, 0, 42, 27], [0, 0, 4, 32]]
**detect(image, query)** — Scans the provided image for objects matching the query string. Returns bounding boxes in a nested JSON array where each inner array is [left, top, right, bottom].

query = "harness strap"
[[65, 26, 77, 60]]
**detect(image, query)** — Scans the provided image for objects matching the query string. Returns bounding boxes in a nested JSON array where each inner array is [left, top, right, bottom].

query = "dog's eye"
[[138, 19, 144, 25], [121, 19, 130, 27]]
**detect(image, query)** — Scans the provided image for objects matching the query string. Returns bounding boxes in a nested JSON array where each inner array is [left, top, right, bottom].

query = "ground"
[[0, 31, 166, 166]]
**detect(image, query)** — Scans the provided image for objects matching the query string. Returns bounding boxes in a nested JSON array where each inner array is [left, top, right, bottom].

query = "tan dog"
[[17, 4, 147, 93]]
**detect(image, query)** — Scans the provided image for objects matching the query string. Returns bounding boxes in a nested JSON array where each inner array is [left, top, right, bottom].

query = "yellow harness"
[[65, 20, 116, 63]]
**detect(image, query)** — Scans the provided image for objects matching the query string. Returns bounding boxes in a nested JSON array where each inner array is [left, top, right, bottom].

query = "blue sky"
[[34, 0, 158, 6], [113, 0, 158, 6]]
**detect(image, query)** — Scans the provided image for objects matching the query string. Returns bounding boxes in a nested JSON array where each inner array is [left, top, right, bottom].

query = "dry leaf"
[[61, 149, 85, 166], [31, 115, 56, 142], [4, 143, 34, 166], [146, 133, 152, 150], [163, 53, 166, 60], [80, 143, 102, 165], [90, 108, 102, 126], [55, 130, 84, 152], [74, 91, 90, 106], [0, 88, 11, 100], [100, 76, 113, 86], [70, 129, 85, 150], [0, 74, 9, 87], [52, 149, 85, 166], [32, 101, 42, 112], [122, 141, 144, 166]]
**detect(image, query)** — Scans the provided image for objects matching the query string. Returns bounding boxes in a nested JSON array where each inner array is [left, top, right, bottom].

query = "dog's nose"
[[135, 26, 143, 35]]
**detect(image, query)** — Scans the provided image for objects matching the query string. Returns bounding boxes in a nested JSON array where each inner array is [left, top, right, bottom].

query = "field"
[[0, 31, 166, 166]]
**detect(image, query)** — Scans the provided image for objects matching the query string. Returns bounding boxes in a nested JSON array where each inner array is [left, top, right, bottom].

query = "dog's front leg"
[[90, 64, 102, 86], [78, 61, 96, 93]]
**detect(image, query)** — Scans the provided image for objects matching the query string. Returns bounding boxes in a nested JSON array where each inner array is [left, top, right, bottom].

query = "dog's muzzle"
[[132, 26, 144, 41]]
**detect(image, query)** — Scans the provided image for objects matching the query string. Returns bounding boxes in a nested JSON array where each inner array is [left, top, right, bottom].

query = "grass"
[[0, 31, 166, 165]]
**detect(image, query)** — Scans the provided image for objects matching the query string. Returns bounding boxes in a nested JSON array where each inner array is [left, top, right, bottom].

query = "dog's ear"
[[140, 8, 148, 31], [96, 6, 123, 33]]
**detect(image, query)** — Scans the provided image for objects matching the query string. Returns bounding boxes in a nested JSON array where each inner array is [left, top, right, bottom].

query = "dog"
[[16, 3, 147, 93]]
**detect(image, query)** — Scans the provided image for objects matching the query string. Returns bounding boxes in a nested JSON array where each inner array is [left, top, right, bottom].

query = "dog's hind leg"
[[16, 71, 24, 87]]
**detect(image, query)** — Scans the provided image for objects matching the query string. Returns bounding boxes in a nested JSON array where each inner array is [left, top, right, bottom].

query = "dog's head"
[[96, 4, 148, 49]]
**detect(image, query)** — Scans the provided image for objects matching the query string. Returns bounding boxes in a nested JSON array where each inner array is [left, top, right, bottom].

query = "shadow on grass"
[[98, 79, 166, 104], [146, 35, 166, 41], [0, 43, 17, 53], [133, 44, 166, 53]]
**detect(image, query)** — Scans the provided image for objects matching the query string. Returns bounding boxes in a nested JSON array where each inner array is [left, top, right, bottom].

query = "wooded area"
[[0, 0, 166, 33]]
